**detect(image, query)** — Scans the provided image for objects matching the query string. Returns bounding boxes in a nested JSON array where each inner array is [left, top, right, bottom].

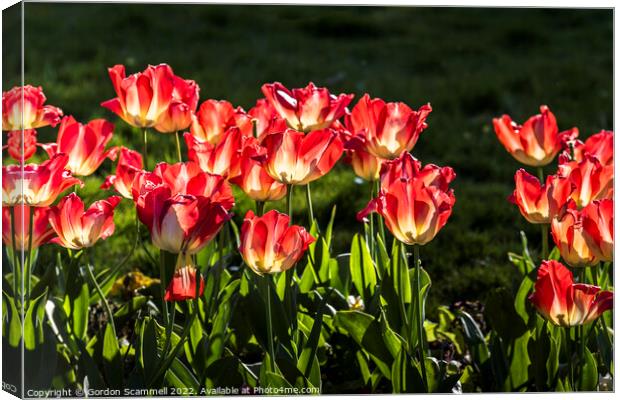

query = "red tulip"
[[229, 143, 287, 202], [49, 193, 121, 250], [239, 210, 315, 275], [4, 130, 38, 162], [42, 116, 115, 176], [344, 94, 431, 160], [101, 64, 175, 128], [2, 154, 82, 206], [247, 98, 288, 140], [154, 74, 200, 133], [185, 127, 246, 178], [262, 82, 353, 132], [259, 128, 344, 185], [582, 199, 613, 262], [508, 169, 574, 224], [343, 135, 386, 182], [493, 105, 578, 166], [551, 201, 599, 267], [190, 99, 253, 144], [2, 85, 63, 130], [165, 253, 205, 301], [132, 161, 234, 210], [2, 205, 54, 251], [136, 185, 231, 254], [529, 260, 612, 327], [358, 154, 456, 246], [559, 155, 613, 208], [561, 130, 613, 166], [101, 147, 143, 199]]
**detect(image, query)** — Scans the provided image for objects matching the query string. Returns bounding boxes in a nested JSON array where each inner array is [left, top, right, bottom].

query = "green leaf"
[[165, 357, 199, 392], [102, 323, 122, 389], [577, 348, 598, 391], [138, 318, 162, 380], [390, 347, 424, 393], [349, 234, 377, 300], [514, 269, 536, 325], [64, 270, 89, 340], [3, 292, 22, 347], [24, 289, 48, 350], [485, 287, 527, 341], [456, 310, 489, 366]]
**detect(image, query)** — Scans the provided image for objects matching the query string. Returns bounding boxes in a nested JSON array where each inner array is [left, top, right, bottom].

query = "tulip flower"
[[3, 129, 38, 162], [582, 199, 613, 262], [508, 169, 574, 224], [190, 99, 253, 144], [101, 64, 175, 128], [343, 135, 386, 182], [132, 161, 234, 210], [239, 210, 315, 275], [529, 260, 613, 327], [561, 130, 613, 166], [259, 128, 344, 185], [559, 155, 613, 208], [2, 205, 55, 251], [2, 85, 63, 131], [154, 74, 200, 133], [262, 82, 353, 133], [2, 154, 82, 206], [344, 94, 432, 160], [185, 128, 245, 178], [551, 201, 599, 267], [492, 105, 578, 167], [248, 98, 288, 140], [164, 253, 205, 301], [42, 116, 116, 176], [229, 143, 287, 202], [136, 185, 231, 254], [48, 193, 121, 250], [379, 151, 455, 192], [101, 147, 143, 199]]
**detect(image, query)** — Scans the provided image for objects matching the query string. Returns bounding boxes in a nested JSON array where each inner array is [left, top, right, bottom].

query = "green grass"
[[3, 4, 613, 310]]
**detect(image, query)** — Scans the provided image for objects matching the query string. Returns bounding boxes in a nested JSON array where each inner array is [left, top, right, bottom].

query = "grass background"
[[3, 3, 613, 312]]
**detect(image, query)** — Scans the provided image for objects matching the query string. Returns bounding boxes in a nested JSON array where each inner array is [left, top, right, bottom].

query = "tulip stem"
[[541, 224, 549, 260], [578, 269, 587, 384], [537, 166, 544, 182], [256, 201, 265, 217], [143, 128, 149, 170], [375, 179, 386, 244], [24, 206, 34, 308], [175, 131, 183, 162], [261, 275, 277, 373], [412, 244, 428, 391], [305, 184, 314, 227], [286, 184, 294, 225], [368, 181, 375, 259], [159, 250, 170, 328], [9, 207, 20, 299], [85, 262, 116, 336]]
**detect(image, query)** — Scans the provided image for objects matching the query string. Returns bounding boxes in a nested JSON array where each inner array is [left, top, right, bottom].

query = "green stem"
[[578, 269, 586, 383], [375, 179, 386, 244], [143, 128, 149, 170], [175, 131, 182, 162], [413, 245, 428, 391], [85, 261, 116, 335], [159, 250, 170, 328], [9, 207, 19, 298], [537, 166, 544, 182], [256, 201, 265, 217], [261, 275, 277, 373], [368, 181, 375, 259], [305, 183, 314, 227], [24, 206, 34, 308], [541, 224, 549, 261], [286, 184, 294, 225]]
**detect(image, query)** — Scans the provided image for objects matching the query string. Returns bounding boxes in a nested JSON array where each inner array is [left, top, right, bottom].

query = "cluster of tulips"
[[0, 63, 612, 393], [493, 106, 613, 390]]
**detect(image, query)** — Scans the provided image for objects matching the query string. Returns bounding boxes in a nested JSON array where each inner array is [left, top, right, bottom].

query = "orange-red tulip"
[[2, 205, 55, 251], [551, 201, 599, 267], [49, 193, 121, 250], [344, 94, 432, 160], [359, 153, 455, 246], [4, 130, 38, 162], [42, 116, 115, 176], [343, 135, 386, 182], [259, 128, 344, 185], [136, 185, 231, 254], [239, 210, 315, 275], [561, 130, 613, 166], [229, 143, 287, 202], [493, 105, 578, 167], [2, 154, 82, 206], [101, 147, 143, 199], [165, 253, 204, 301], [262, 82, 353, 133], [582, 199, 613, 262], [101, 64, 175, 128], [154, 74, 200, 133], [529, 260, 612, 327], [248, 98, 288, 140], [508, 169, 574, 224], [2, 85, 63, 131], [559, 155, 613, 208], [185, 128, 246, 178], [190, 99, 253, 144]]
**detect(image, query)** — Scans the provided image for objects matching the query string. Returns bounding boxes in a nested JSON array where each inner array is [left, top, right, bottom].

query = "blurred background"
[[3, 3, 613, 313]]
